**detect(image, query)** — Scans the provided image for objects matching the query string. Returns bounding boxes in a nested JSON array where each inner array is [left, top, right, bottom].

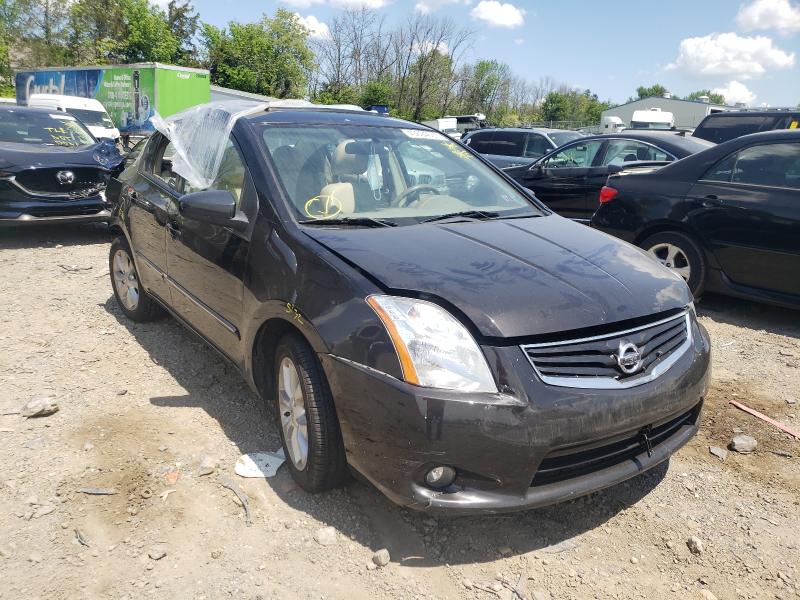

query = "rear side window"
[[705, 142, 800, 188], [483, 131, 526, 157], [695, 115, 781, 143], [601, 140, 672, 166], [703, 153, 736, 182], [733, 143, 800, 188], [464, 131, 494, 153]]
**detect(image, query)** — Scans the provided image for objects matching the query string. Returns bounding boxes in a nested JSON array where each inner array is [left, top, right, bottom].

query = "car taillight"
[[599, 186, 618, 204]]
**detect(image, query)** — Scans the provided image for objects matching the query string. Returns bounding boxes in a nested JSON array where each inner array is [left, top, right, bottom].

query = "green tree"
[[685, 89, 726, 105], [167, 0, 199, 65], [121, 0, 178, 63], [66, 0, 126, 63], [634, 84, 668, 100], [0, 0, 21, 95], [316, 82, 359, 105], [359, 79, 392, 108], [202, 10, 314, 98]]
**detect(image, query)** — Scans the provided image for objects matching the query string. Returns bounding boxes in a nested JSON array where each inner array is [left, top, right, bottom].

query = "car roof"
[[700, 110, 800, 119], [245, 108, 416, 129], [0, 104, 64, 115], [464, 127, 577, 136]]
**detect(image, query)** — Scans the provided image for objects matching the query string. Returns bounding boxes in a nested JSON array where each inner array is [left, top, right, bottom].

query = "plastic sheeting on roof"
[[151, 99, 365, 191]]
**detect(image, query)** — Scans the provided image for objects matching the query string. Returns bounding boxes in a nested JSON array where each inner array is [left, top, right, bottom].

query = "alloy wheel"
[[278, 356, 309, 470], [648, 242, 691, 282], [112, 249, 140, 311]]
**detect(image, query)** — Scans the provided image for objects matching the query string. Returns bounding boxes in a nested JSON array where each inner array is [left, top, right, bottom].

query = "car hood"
[[0, 141, 121, 171], [305, 215, 692, 339]]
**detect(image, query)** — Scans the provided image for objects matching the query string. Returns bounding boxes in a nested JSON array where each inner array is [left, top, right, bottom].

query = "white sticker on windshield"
[[49, 114, 76, 121], [401, 129, 442, 140]]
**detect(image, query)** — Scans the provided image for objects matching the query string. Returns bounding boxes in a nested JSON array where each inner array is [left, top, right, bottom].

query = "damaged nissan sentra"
[[108, 101, 711, 514]]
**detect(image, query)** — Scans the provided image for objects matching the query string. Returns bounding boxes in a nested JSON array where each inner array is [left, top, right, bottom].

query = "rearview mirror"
[[179, 190, 236, 224]]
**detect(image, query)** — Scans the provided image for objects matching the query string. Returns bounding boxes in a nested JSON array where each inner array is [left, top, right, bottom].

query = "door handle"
[[702, 195, 721, 208], [166, 222, 181, 240]]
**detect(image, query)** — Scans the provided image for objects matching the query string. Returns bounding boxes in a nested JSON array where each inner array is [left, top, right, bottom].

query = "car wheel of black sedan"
[[109, 237, 164, 322], [274, 334, 348, 492], [641, 231, 706, 298]]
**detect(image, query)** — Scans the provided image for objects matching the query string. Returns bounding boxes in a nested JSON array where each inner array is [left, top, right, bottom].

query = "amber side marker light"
[[366, 295, 421, 385]]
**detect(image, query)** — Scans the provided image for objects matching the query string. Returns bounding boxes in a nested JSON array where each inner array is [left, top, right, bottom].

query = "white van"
[[28, 94, 120, 142], [630, 108, 675, 130]]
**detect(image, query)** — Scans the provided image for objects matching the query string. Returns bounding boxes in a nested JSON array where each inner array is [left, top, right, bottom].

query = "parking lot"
[[0, 224, 798, 600]]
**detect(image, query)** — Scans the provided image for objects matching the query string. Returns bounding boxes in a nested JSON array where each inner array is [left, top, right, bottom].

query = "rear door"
[[687, 141, 800, 296], [165, 135, 256, 362], [126, 135, 178, 304], [517, 139, 604, 219]]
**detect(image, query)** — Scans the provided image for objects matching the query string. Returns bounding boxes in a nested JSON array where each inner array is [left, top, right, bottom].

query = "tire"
[[640, 231, 706, 298], [273, 333, 348, 493], [109, 236, 164, 322]]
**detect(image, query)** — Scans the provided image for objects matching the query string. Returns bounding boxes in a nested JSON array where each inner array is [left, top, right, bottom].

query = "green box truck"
[[14, 63, 210, 136]]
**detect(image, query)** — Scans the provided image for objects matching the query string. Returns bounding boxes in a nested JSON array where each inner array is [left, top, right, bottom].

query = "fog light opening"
[[424, 465, 456, 489]]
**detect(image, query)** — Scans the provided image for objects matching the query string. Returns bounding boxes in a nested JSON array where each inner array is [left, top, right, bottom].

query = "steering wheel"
[[396, 184, 439, 208]]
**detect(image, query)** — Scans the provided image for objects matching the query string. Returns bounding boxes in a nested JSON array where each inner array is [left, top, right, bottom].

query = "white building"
[[601, 93, 737, 130]]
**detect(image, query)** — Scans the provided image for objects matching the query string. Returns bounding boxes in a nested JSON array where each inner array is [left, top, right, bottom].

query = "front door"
[[165, 136, 254, 362], [688, 141, 800, 296], [519, 139, 604, 219]]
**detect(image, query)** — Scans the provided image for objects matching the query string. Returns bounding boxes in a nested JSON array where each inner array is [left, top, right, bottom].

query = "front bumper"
[[0, 192, 111, 226], [322, 319, 710, 515]]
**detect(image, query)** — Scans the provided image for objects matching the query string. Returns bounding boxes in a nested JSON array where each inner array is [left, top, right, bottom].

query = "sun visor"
[[152, 99, 366, 191]]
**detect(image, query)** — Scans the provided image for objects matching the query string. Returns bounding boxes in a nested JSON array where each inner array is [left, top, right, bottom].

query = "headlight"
[[366, 295, 497, 393]]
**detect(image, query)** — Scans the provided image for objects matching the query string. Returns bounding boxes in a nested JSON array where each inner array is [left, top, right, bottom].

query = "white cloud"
[[470, 1, 525, 28], [414, 40, 449, 54], [514, 37, 524, 45], [712, 80, 757, 105], [414, 0, 470, 14], [737, 0, 800, 34], [667, 32, 794, 79], [281, 0, 388, 8], [296, 14, 330, 39], [329, 0, 389, 7]]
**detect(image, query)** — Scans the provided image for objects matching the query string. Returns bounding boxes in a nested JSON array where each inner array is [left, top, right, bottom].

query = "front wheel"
[[273, 334, 348, 492], [640, 231, 706, 298], [109, 237, 164, 322]]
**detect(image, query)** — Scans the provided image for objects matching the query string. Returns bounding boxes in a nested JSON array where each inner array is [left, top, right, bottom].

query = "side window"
[[152, 140, 180, 190], [465, 131, 494, 153], [487, 131, 526, 157], [524, 134, 551, 158], [185, 137, 247, 207], [601, 140, 671, 166], [703, 153, 737, 182], [732, 142, 800, 188], [545, 140, 603, 168]]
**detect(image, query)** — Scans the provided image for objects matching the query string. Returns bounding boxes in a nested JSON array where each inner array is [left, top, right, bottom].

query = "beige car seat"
[[318, 140, 373, 215]]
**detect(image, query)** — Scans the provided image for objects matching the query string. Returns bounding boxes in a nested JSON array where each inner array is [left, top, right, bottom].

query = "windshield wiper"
[[420, 210, 501, 224], [298, 217, 397, 228]]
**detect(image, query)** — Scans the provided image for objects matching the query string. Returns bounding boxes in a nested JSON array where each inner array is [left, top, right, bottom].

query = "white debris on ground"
[[0, 225, 798, 600]]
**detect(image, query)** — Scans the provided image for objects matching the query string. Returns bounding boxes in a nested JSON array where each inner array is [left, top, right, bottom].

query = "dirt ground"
[[1, 224, 798, 600]]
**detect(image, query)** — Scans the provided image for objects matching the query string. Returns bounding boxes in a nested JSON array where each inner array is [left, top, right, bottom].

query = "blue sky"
[[191, 0, 800, 107]]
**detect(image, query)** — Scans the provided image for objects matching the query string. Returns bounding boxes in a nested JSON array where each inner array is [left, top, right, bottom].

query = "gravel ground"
[[1, 224, 798, 600]]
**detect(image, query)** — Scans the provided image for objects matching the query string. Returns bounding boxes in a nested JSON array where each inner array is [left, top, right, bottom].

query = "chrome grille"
[[521, 311, 692, 389]]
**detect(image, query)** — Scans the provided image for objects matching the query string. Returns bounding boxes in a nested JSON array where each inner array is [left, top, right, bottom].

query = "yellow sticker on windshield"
[[790, 120, 798, 129], [443, 141, 471, 160]]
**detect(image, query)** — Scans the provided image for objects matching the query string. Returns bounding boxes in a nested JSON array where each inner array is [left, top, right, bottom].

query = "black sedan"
[[592, 130, 800, 308], [106, 102, 709, 514], [504, 132, 715, 221], [0, 105, 122, 226]]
